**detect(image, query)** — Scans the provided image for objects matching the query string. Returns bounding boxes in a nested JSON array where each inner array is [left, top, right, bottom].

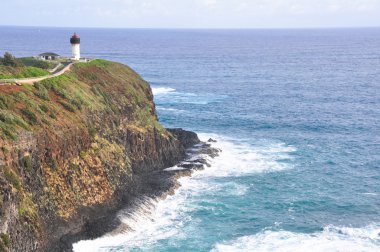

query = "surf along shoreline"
[[63, 129, 220, 251]]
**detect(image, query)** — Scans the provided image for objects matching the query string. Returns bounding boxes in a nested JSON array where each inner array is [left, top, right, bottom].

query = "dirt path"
[[0, 62, 74, 86], [15, 62, 74, 85]]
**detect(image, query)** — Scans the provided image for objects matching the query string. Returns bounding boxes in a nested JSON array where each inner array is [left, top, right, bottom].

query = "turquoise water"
[[1, 27, 380, 251]]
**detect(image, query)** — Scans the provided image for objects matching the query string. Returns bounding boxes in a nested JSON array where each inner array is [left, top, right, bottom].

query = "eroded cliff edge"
[[0, 60, 201, 251]]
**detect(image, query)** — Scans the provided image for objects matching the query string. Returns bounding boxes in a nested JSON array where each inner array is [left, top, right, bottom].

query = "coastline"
[[58, 129, 220, 252]]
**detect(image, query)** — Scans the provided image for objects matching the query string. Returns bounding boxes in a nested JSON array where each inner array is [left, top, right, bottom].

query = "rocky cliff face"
[[0, 60, 195, 251]]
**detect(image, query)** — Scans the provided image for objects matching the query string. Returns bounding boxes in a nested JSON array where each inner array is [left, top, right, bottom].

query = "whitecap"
[[361, 193, 378, 196], [196, 133, 297, 177], [156, 106, 185, 113], [212, 224, 380, 252], [73, 133, 298, 252], [151, 87, 176, 95], [152, 86, 228, 105]]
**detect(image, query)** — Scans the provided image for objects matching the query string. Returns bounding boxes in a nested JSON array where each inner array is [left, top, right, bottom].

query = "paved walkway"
[[0, 62, 74, 86]]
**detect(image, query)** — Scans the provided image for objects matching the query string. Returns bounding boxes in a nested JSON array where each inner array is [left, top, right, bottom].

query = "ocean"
[[1, 27, 380, 251]]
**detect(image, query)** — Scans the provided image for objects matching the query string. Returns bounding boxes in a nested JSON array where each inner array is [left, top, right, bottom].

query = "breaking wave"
[[151, 87, 176, 95], [212, 224, 380, 252], [73, 133, 297, 252]]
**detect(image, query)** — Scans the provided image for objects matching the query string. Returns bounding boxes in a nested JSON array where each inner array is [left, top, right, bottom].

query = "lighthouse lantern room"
[[70, 33, 81, 60]]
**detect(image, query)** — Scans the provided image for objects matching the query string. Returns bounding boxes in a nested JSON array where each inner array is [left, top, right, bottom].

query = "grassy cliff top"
[[0, 65, 50, 79], [0, 54, 55, 79], [0, 59, 164, 141]]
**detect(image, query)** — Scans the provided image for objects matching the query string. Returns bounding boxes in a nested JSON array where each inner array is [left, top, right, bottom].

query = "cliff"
[[0, 60, 200, 251]]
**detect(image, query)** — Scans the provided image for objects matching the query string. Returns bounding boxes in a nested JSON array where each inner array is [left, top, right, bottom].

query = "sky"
[[1, 0, 380, 28]]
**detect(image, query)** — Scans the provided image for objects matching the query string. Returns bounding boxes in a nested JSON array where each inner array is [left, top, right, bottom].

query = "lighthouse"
[[70, 33, 80, 60]]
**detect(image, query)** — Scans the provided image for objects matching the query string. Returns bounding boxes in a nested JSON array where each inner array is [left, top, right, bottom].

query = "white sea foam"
[[212, 224, 380, 252], [152, 86, 228, 105], [73, 134, 297, 252], [151, 87, 176, 95], [361, 192, 378, 196], [156, 106, 185, 113], [196, 133, 296, 177]]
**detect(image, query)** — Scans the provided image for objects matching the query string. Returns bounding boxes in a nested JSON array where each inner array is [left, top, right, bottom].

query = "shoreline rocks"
[[57, 129, 220, 251]]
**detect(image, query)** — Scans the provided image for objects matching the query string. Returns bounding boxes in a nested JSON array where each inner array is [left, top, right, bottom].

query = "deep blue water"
[[1, 27, 380, 251]]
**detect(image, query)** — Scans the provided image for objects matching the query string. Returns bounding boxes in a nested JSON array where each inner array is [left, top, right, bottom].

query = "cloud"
[[201, 0, 217, 7], [1, 0, 380, 28]]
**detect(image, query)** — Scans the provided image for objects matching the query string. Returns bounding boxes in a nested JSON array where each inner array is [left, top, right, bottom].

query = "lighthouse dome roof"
[[71, 33, 80, 39], [70, 33, 80, 44]]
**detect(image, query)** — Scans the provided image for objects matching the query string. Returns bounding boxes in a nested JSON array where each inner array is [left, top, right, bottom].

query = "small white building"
[[38, 52, 60, 61]]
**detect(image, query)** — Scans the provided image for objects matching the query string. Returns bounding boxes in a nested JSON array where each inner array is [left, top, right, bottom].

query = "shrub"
[[52, 85, 69, 99], [0, 111, 30, 140], [18, 192, 37, 221], [39, 104, 49, 113], [0, 111, 29, 129], [2, 165, 21, 191], [19, 57, 54, 69], [0, 233, 10, 247], [1, 52, 23, 67], [18, 67, 49, 78], [70, 98, 83, 110], [22, 156, 33, 172], [49, 112, 57, 119], [58, 101, 76, 112], [88, 127, 97, 137], [34, 83, 50, 100], [21, 108, 38, 125], [0, 125, 16, 140], [41, 117, 50, 125], [0, 93, 14, 110]]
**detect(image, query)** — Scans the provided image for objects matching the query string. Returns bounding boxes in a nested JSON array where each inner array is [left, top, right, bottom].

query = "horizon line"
[[1, 24, 380, 30]]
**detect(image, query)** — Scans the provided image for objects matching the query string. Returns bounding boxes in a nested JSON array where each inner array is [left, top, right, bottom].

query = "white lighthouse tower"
[[70, 33, 80, 60]]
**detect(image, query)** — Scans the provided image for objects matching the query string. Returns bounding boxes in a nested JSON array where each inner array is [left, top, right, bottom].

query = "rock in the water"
[[168, 128, 201, 148]]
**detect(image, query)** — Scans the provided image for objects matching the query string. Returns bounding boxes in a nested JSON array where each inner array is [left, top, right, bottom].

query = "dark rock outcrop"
[[167, 128, 201, 148]]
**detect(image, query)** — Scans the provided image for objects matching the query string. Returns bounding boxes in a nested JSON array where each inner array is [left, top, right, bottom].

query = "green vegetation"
[[1, 165, 21, 191], [0, 66, 49, 79], [0, 110, 29, 140], [18, 192, 37, 218], [0, 52, 22, 67], [0, 58, 175, 247], [22, 156, 33, 172], [0, 93, 14, 109], [0, 53, 50, 79], [0, 59, 168, 141], [19, 57, 55, 70], [0, 234, 10, 247], [34, 83, 50, 100], [0, 233, 10, 252], [21, 108, 38, 125]]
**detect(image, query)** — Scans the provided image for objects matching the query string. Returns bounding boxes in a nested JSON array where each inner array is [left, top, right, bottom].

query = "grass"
[[0, 234, 10, 248], [0, 93, 15, 110], [0, 59, 169, 141], [1, 165, 21, 191], [34, 82, 50, 100], [0, 66, 49, 79], [19, 57, 56, 70], [22, 156, 33, 172], [18, 192, 37, 217], [0, 233, 10, 252], [0, 110, 30, 140], [21, 108, 38, 125], [0, 59, 175, 226]]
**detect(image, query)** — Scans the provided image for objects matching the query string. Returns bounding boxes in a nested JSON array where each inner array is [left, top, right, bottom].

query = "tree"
[[1, 52, 22, 67]]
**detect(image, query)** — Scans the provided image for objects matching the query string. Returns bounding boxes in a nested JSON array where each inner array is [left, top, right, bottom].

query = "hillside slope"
[[0, 60, 191, 251]]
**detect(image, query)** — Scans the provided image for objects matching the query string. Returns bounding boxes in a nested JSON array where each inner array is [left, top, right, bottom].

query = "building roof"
[[39, 52, 60, 57], [71, 32, 80, 39]]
